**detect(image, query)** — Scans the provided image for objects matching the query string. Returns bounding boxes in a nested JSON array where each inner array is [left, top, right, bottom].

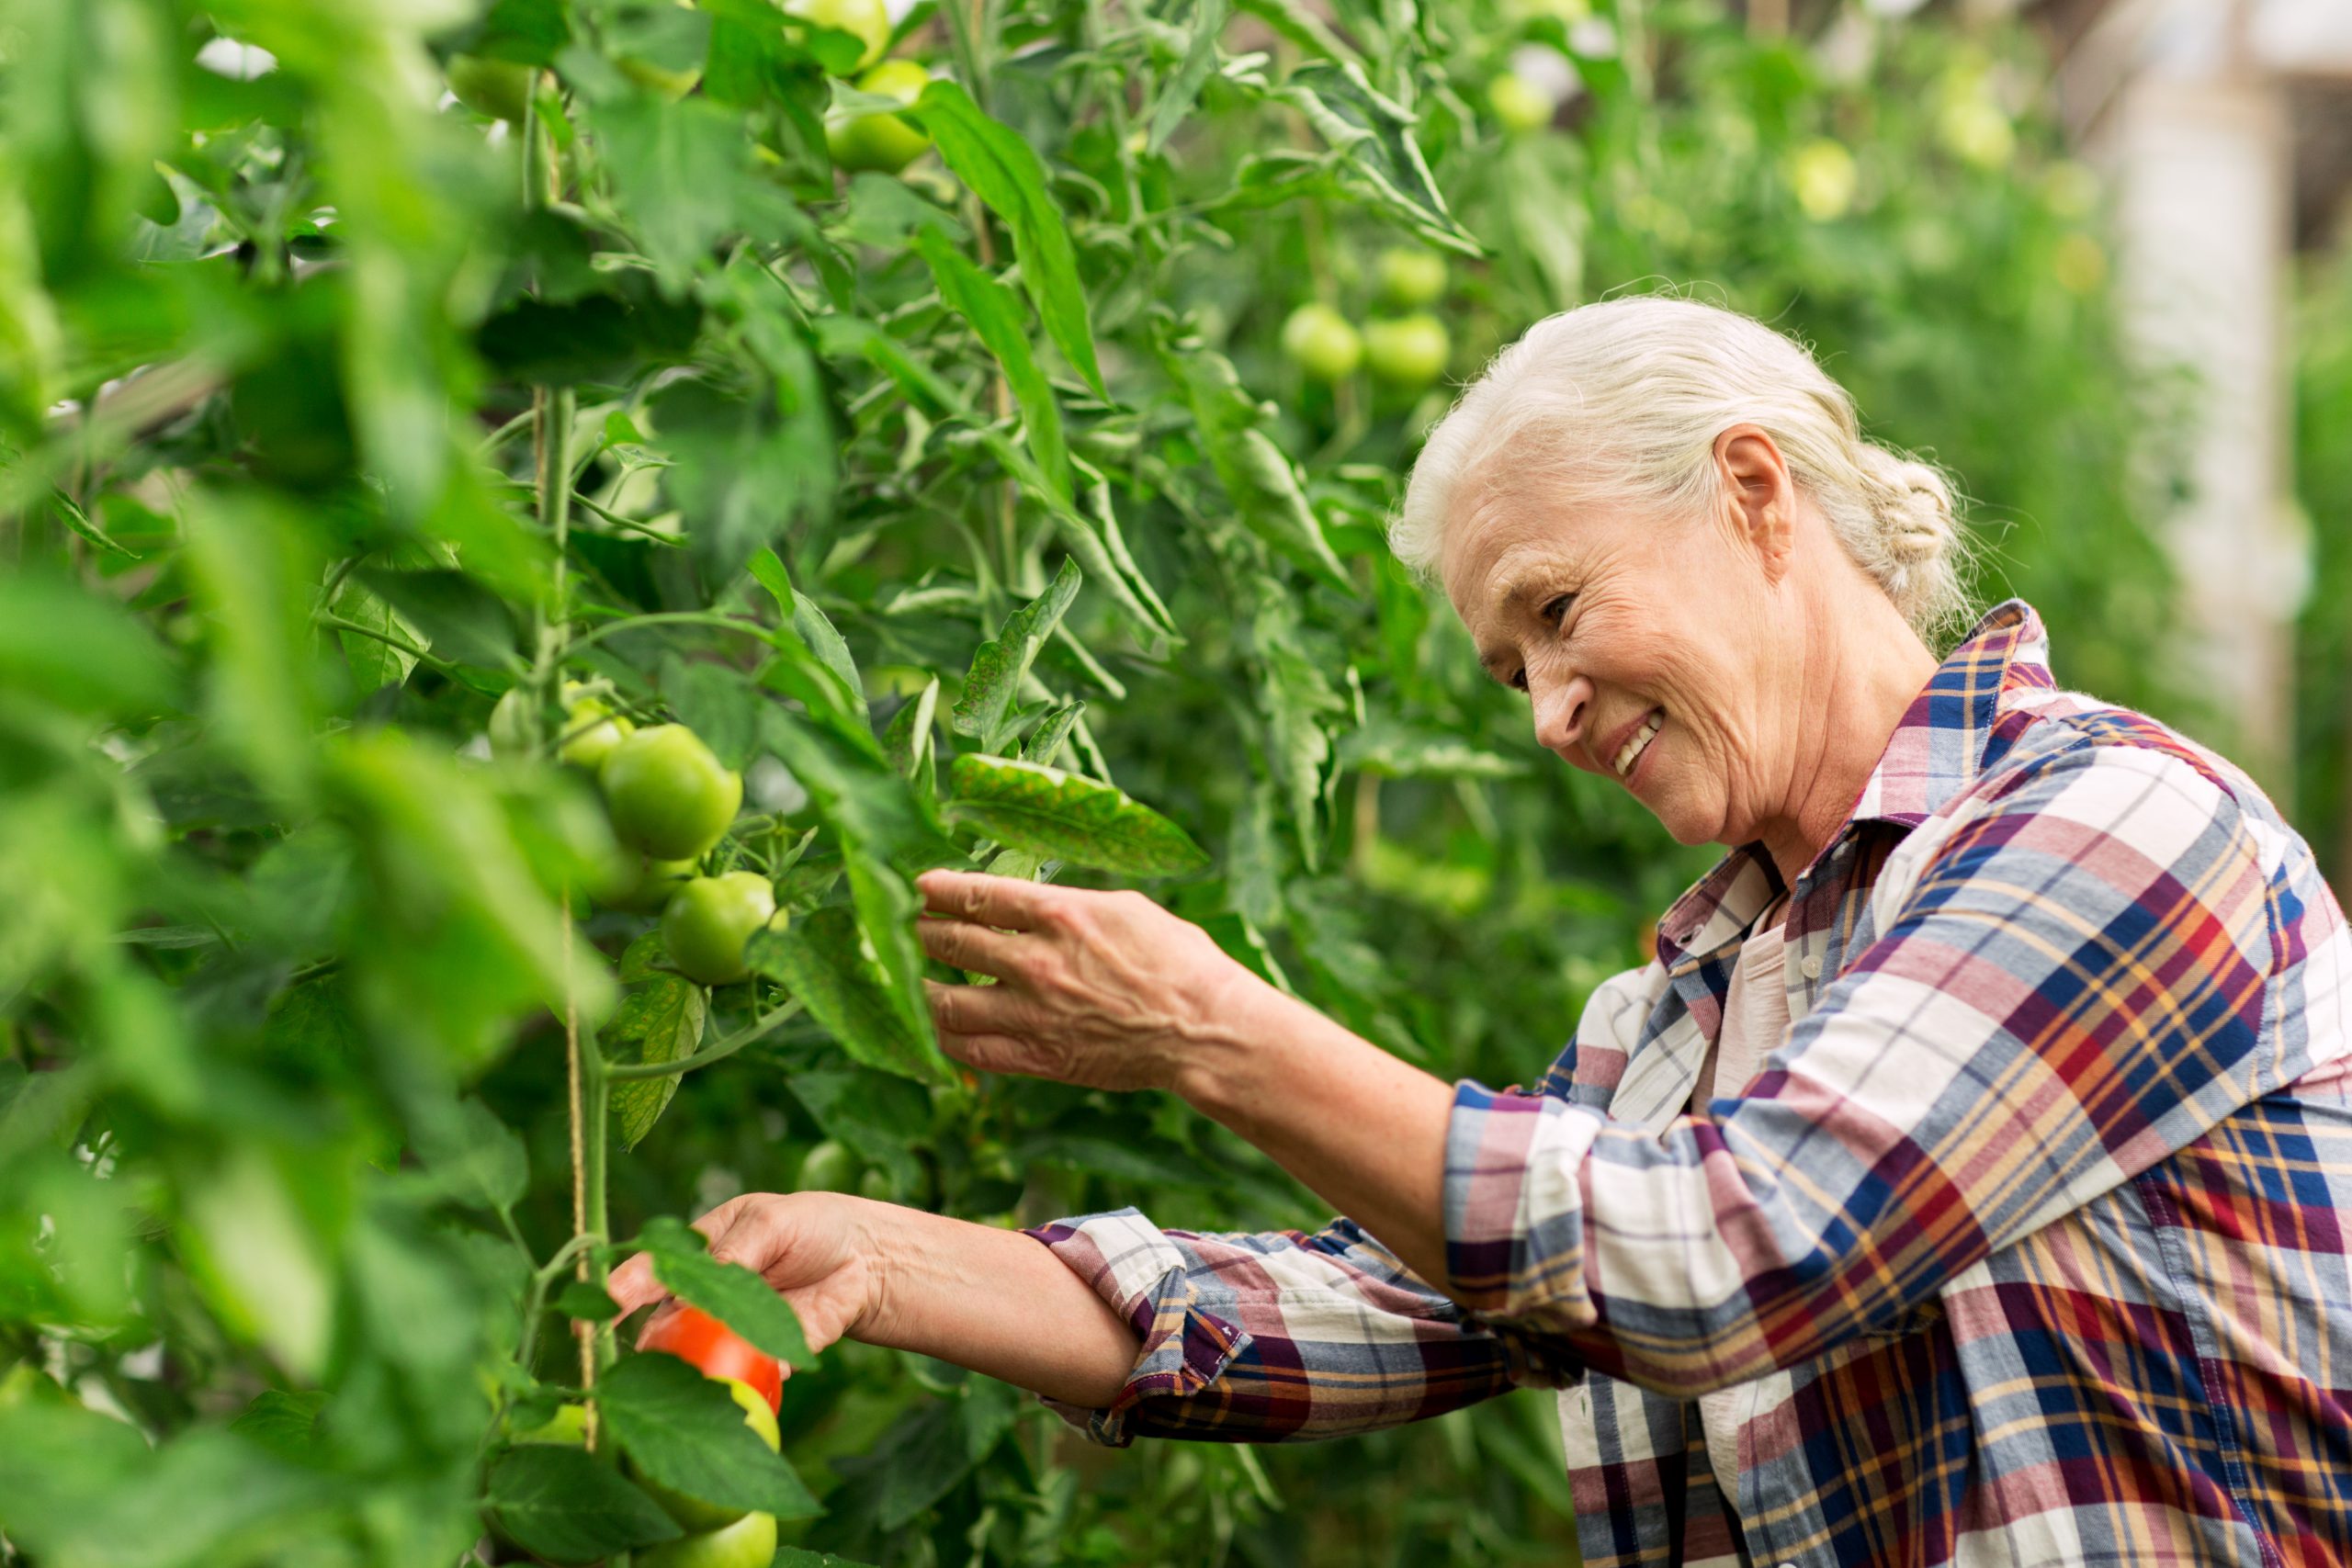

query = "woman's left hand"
[[911, 868, 1264, 1093]]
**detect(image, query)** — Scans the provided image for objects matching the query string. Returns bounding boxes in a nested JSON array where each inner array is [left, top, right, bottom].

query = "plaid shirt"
[[1028, 601, 2352, 1568]]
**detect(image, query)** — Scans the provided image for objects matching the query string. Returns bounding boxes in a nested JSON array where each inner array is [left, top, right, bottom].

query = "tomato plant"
[[0, 0, 2198, 1563], [641, 1304, 788, 1416]]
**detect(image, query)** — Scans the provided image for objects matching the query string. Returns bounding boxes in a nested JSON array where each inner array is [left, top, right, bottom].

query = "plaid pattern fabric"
[[1027, 601, 2352, 1568]]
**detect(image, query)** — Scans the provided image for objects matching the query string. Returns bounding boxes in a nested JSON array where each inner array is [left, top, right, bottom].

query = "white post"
[[2088, 0, 2305, 795]]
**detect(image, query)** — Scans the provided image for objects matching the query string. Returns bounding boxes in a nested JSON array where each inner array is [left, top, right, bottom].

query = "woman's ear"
[[1715, 426, 1794, 582]]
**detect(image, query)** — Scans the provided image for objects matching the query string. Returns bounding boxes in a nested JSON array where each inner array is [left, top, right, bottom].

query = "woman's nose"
[[1532, 672, 1592, 759]]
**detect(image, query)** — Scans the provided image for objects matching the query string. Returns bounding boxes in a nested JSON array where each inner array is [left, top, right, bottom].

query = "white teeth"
[[1613, 712, 1662, 778]]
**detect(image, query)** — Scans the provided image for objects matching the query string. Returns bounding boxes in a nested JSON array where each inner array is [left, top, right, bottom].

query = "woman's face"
[[1438, 444, 1804, 851]]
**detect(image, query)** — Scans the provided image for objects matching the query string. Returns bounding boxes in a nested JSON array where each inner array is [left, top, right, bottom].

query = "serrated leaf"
[[915, 226, 1070, 502], [1156, 333, 1351, 592], [1148, 0, 1230, 152], [605, 968, 707, 1151], [50, 487, 139, 558], [598, 1353, 821, 1521], [883, 677, 940, 802], [944, 755, 1210, 877], [484, 1443, 683, 1565], [1281, 61, 1483, 256], [1020, 700, 1084, 768], [556, 1280, 622, 1322], [952, 558, 1080, 752], [417, 1096, 528, 1213], [636, 1214, 813, 1364], [328, 576, 424, 694], [750, 907, 952, 1087], [228, 1390, 325, 1465], [909, 81, 1105, 399]]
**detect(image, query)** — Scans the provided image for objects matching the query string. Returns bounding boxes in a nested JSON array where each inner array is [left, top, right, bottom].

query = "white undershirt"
[[1691, 896, 1793, 1510]]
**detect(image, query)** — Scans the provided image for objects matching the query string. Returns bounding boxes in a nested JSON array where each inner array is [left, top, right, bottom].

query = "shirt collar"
[[1653, 598, 2053, 972]]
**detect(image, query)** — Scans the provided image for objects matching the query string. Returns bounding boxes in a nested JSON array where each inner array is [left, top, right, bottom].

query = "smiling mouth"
[[1612, 709, 1663, 779]]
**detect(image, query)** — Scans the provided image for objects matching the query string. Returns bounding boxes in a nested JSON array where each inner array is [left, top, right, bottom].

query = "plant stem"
[[311, 612, 458, 674], [605, 998, 806, 1080], [565, 609, 785, 654]]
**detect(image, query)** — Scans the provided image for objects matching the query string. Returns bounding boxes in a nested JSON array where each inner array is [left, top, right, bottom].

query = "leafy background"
[[0, 0, 2332, 1564]]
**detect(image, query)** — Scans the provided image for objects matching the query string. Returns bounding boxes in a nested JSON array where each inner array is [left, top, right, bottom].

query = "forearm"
[[858, 1202, 1140, 1408], [1175, 976, 1456, 1291]]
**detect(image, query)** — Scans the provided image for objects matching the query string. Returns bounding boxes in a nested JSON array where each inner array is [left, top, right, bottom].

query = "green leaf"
[[882, 676, 940, 801], [49, 487, 138, 558], [605, 955, 707, 1151], [914, 225, 1070, 501], [416, 1096, 528, 1212], [1020, 699, 1084, 768], [655, 653, 759, 772], [787, 1066, 930, 1193], [1281, 62, 1484, 256], [227, 1390, 326, 1465], [556, 1280, 623, 1322], [1156, 332, 1352, 592], [1148, 0, 1231, 152], [944, 754, 1211, 877], [636, 1213, 814, 1365], [353, 567, 520, 671], [0, 570, 177, 716], [908, 80, 1105, 398], [598, 1353, 822, 1521], [327, 575, 424, 694], [1249, 577, 1348, 869], [952, 557, 1081, 752], [1339, 720, 1530, 778], [751, 906, 952, 1087], [775, 1551, 885, 1568], [483, 1444, 683, 1565]]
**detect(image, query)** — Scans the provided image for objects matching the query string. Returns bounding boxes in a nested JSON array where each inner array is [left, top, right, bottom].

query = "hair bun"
[[1860, 446, 1954, 567]]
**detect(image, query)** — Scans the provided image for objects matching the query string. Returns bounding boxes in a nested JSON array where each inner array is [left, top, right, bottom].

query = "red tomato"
[[639, 1303, 784, 1415]]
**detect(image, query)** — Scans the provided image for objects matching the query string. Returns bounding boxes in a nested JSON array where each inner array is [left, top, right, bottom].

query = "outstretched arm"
[[606, 1190, 1140, 1409], [911, 873, 1461, 1287]]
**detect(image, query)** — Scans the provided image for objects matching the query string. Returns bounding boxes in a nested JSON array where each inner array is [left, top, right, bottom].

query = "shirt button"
[[1801, 954, 1822, 980]]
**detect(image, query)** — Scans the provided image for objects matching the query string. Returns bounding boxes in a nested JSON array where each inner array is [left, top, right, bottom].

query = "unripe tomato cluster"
[[444, 0, 938, 186], [492, 681, 785, 987], [1278, 245, 1456, 395]]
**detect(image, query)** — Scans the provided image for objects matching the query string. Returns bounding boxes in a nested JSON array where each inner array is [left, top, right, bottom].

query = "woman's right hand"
[[605, 1190, 886, 1370]]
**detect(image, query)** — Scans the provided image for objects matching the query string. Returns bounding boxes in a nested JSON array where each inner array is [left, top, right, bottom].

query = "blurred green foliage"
[[0, 0, 2204, 1564]]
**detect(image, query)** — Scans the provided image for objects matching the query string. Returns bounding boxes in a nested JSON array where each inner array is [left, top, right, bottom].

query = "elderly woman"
[[612, 298, 2352, 1567]]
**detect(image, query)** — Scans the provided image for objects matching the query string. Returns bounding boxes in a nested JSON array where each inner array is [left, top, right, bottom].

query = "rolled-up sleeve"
[[1023, 1206, 1574, 1446], [1442, 741, 2279, 1394]]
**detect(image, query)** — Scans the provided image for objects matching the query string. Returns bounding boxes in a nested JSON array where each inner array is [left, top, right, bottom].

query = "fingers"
[[915, 869, 1054, 932], [924, 976, 1028, 1039], [606, 1193, 762, 1316], [935, 1031, 1032, 1077], [913, 915, 1028, 979]]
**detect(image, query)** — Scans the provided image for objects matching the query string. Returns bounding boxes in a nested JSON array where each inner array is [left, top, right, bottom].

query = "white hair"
[[1389, 294, 1975, 643]]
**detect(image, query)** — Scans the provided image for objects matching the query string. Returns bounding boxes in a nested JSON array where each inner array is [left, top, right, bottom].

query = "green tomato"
[[616, 0, 705, 98], [1374, 247, 1448, 309], [826, 59, 933, 174], [1363, 313, 1452, 389], [636, 1509, 777, 1568], [602, 852, 698, 915], [600, 725, 742, 861], [488, 686, 538, 761], [1280, 302, 1362, 382], [783, 0, 890, 73], [1488, 71, 1553, 133], [557, 697, 634, 772], [510, 1401, 591, 1446], [447, 55, 535, 123], [632, 1377, 780, 1532], [660, 873, 781, 986], [797, 1139, 860, 1193]]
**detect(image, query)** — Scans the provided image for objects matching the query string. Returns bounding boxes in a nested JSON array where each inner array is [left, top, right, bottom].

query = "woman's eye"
[[1509, 669, 1528, 693], [1541, 593, 1576, 627]]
